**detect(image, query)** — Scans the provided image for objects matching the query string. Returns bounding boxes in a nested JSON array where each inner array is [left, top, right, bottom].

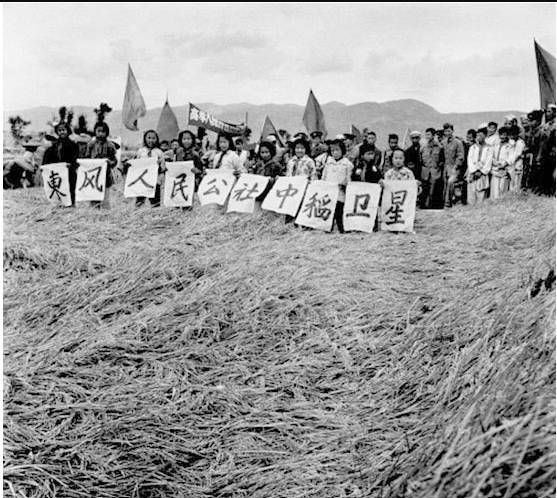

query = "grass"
[[3, 185, 555, 498]]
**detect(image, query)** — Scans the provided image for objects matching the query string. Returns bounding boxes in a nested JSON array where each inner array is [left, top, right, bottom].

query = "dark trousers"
[[135, 184, 161, 208], [333, 202, 344, 233], [68, 168, 77, 206]]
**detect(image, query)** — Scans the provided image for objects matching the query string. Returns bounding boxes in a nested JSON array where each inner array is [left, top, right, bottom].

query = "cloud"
[[302, 53, 354, 75]]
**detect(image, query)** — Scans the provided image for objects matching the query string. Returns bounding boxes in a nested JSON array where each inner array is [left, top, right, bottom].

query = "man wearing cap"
[[441, 123, 465, 208], [420, 128, 444, 209], [466, 124, 493, 204], [404, 131, 422, 179], [310, 131, 328, 159], [42, 122, 80, 205], [343, 132, 359, 164]]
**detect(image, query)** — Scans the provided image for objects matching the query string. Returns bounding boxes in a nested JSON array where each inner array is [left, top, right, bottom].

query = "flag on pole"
[[402, 127, 411, 148], [534, 40, 556, 109], [302, 89, 327, 138], [260, 115, 283, 146], [122, 64, 147, 131], [156, 97, 180, 142], [351, 124, 363, 144]]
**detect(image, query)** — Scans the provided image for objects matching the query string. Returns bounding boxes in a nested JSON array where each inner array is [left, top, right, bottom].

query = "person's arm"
[[106, 143, 118, 168], [455, 140, 465, 169], [480, 148, 493, 175]]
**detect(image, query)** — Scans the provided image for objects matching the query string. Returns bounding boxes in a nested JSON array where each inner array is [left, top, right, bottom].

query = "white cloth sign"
[[163, 161, 195, 207], [197, 169, 236, 206], [124, 158, 159, 198], [75, 159, 107, 202], [343, 182, 382, 233], [295, 180, 339, 231], [41, 162, 72, 207], [227, 174, 270, 214], [380, 180, 418, 233], [261, 176, 308, 216]]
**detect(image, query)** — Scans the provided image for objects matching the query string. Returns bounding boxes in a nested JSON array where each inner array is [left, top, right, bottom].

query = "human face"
[[259, 146, 271, 161], [487, 125, 497, 136], [389, 138, 398, 150], [366, 134, 376, 145], [235, 140, 243, 151], [466, 132, 475, 144], [331, 144, 343, 160], [95, 127, 107, 140], [56, 126, 68, 139], [363, 151, 374, 163], [477, 131, 486, 144], [171, 140, 179, 151], [294, 144, 306, 158], [500, 132, 509, 144], [181, 134, 194, 149], [411, 136, 420, 146], [160, 142, 169, 152], [444, 127, 453, 139], [392, 150, 405, 168], [312, 135, 322, 145], [344, 138, 353, 149], [425, 131, 434, 142], [219, 137, 230, 152], [145, 132, 158, 149]]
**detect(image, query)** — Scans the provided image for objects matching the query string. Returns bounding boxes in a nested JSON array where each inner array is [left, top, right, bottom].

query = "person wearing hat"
[[466, 124, 493, 205], [441, 123, 465, 208], [404, 131, 422, 179], [293, 132, 309, 142], [85, 121, 119, 208], [342, 132, 358, 164], [309, 131, 328, 160], [3, 138, 41, 189], [42, 121, 80, 205]]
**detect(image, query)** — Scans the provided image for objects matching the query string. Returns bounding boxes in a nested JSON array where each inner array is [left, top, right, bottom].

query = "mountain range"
[[4, 99, 524, 148]]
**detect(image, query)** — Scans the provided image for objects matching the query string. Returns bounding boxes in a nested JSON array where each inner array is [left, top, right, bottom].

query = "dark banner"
[[187, 103, 246, 136]]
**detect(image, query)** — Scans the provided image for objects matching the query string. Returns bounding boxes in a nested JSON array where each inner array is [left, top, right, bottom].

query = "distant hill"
[[4, 99, 524, 148]]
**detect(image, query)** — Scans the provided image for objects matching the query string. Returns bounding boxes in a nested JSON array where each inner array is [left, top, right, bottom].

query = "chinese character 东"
[[275, 183, 298, 209], [232, 182, 260, 202], [47, 170, 66, 200], [302, 193, 332, 220], [346, 193, 371, 218], [78, 166, 103, 192], [385, 190, 408, 225]]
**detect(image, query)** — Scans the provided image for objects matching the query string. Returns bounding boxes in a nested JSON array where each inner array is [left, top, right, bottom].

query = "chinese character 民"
[[385, 190, 408, 225], [128, 169, 154, 189], [78, 166, 103, 192], [47, 170, 66, 200], [346, 193, 371, 218], [275, 183, 298, 209], [232, 182, 260, 202], [171, 173, 190, 201], [302, 193, 332, 220]]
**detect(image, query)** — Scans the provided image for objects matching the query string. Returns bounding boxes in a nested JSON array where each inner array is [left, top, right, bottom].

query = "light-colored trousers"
[[509, 171, 523, 193], [467, 181, 487, 205], [490, 176, 510, 199]]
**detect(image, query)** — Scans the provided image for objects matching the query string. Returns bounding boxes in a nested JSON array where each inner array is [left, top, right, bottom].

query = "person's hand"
[[379, 179, 385, 188]]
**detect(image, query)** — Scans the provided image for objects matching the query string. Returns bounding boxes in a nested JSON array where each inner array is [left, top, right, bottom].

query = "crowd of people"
[[4, 105, 556, 216]]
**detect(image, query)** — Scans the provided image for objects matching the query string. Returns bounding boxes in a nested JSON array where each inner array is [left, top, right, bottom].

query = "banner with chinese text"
[[197, 169, 236, 206]]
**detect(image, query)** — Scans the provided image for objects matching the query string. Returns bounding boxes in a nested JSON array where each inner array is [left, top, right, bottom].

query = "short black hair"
[[392, 148, 405, 157], [425, 127, 436, 135], [160, 140, 170, 146], [216, 133, 235, 151], [443, 122, 454, 130], [258, 141, 276, 158], [178, 130, 196, 146], [292, 138, 311, 155], [367, 131, 376, 137], [330, 139, 346, 156], [143, 130, 160, 148], [93, 121, 110, 135], [488, 121, 498, 128], [388, 134, 399, 141], [467, 129, 477, 138], [498, 126, 509, 135]]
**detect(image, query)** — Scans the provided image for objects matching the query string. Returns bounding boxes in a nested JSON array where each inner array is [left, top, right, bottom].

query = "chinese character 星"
[[385, 190, 408, 225]]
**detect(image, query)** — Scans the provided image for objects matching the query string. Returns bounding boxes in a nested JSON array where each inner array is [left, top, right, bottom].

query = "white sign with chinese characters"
[[41, 162, 72, 207], [343, 182, 382, 233], [227, 174, 270, 214], [163, 161, 195, 207], [124, 158, 159, 198], [295, 180, 339, 231], [379, 180, 417, 233], [261, 176, 308, 216], [197, 169, 236, 206], [76, 159, 107, 202]]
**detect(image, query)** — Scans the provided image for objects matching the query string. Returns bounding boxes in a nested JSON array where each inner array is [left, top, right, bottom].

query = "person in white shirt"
[[490, 127, 514, 199], [466, 124, 493, 205], [234, 137, 249, 168], [212, 134, 246, 176], [509, 125, 526, 193], [485, 121, 500, 147]]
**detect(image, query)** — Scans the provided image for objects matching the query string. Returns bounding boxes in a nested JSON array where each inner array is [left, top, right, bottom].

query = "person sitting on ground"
[[3, 139, 41, 189]]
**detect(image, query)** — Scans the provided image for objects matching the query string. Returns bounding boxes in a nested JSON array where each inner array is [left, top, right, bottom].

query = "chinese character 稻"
[[302, 193, 332, 220]]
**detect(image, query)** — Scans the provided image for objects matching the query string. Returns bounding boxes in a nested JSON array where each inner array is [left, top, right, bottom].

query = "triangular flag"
[[534, 40, 556, 109], [156, 98, 180, 142], [260, 115, 283, 146], [351, 124, 362, 144], [302, 89, 327, 138], [402, 127, 411, 148], [122, 64, 147, 131]]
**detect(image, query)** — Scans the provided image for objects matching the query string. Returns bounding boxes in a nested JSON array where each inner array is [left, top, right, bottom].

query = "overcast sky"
[[3, 2, 556, 112]]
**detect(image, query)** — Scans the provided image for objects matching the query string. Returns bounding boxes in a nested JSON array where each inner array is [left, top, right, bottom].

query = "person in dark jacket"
[[404, 130, 422, 179], [176, 130, 204, 190], [352, 142, 383, 183], [42, 122, 80, 205]]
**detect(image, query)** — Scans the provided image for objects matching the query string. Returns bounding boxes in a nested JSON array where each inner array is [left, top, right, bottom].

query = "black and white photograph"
[[3, 2, 556, 497]]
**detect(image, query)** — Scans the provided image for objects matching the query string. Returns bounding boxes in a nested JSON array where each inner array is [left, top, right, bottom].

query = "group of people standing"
[[5, 105, 555, 220]]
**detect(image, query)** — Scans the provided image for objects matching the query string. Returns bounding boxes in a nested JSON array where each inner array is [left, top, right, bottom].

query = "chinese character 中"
[[78, 166, 103, 192], [47, 170, 66, 201], [232, 182, 260, 202], [171, 173, 190, 201], [346, 193, 371, 218], [275, 183, 298, 209], [128, 169, 154, 189], [302, 193, 332, 220], [384, 190, 408, 225]]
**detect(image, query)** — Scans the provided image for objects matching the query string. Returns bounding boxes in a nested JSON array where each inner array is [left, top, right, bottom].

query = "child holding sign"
[[176, 130, 204, 189], [321, 139, 353, 233]]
